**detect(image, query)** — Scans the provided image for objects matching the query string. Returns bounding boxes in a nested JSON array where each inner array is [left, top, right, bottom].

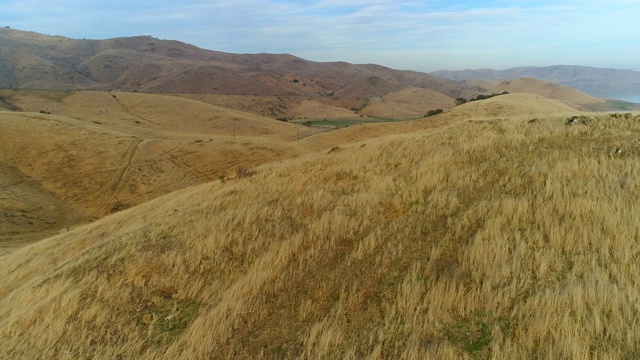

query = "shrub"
[[426, 109, 444, 117], [469, 92, 509, 103], [455, 97, 467, 106]]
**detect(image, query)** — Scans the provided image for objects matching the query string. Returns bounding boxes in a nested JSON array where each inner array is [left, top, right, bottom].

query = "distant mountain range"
[[431, 66, 640, 103], [2, 27, 637, 105], [0, 27, 479, 100]]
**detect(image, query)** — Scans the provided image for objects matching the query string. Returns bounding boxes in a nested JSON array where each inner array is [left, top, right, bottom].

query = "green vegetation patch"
[[299, 116, 421, 128], [443, 311, 512, 358], [141, 298, 203, 347], [583, 99, 640, 112]]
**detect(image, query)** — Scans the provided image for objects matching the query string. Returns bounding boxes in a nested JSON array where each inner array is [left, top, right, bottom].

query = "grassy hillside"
[[489, 78, 605, 109], [0, 90, 312, 249], [361, 87, 455, 118], [2, 106, 640, 358], [0, 92, 585, 250]]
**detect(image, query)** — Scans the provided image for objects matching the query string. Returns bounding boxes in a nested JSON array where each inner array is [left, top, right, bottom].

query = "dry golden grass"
[[299, 93, 580, 152], [290, 99, 361, 120], [490, 78, 606, 109], [361, 87, 455, 118], [0, 92, 581, 250], [2, 105, 640, 358], [447, 93, 580, 119], [0, 90, 313, 249]]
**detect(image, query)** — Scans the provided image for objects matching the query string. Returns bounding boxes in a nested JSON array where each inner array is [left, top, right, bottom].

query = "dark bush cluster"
[[425, 109, 444, 117], [455, 97, 467, 106], [469, 91, 509, 102], [456, 91, 509, 106]]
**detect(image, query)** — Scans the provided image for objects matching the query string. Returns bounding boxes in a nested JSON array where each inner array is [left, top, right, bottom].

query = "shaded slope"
[[0, 161, 84, 253], [3, 111, 640, 358]]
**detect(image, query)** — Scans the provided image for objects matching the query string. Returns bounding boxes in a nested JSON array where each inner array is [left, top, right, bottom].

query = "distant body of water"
[[573, 85, 640, 104], [605, 93, 640, 103]]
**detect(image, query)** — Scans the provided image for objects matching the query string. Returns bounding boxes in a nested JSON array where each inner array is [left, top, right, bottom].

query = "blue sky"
[[2, 0, 639, 72]]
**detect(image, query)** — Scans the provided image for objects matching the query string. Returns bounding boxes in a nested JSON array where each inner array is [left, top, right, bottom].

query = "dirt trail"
[[90, 138, 145, 217], [110, 92, 168, 129], [113, 139, 144, 191]]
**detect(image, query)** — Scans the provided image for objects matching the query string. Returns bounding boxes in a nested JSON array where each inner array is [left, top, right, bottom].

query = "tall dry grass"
[[1, 113, 640, 358]]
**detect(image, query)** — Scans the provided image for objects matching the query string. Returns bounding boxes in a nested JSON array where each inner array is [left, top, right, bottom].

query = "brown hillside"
[[290, 99, 361, 119], [0, 28, 479, 100], [450, 93, 580, 119], [490, 78, 605, 108], [0, 90, 313, 250], [361, 87, 455, 118], [466, 79, 499, 90], [2, 90, 306, 139], [299, 93, 580, 151], [2, 111, 640, 358], [0, 91, 580, 251], [171, 94, 366, 120]]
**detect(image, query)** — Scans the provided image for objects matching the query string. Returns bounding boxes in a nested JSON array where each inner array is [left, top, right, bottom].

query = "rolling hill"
[[443, 93, 580, 120], [1, 105, 639, 358], [431, 65, 640, 102], [360, 87, 456, 118], [0, 90, 312, 251], [487, 78, 605, 110], [0, 91, 582, 252]]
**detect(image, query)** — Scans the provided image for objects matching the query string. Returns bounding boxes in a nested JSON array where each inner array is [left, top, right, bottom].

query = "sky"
[[2, 0, 639, 72]]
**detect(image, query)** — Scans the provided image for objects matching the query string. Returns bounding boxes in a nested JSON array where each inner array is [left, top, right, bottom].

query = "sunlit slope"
[[449, 92, 580, 119], [0, 110, 303, 214], [2, 112, 640, 358], [490, 78, 606, 109], [2, 90, 307, 139], [300, 93, 580, 150], [290, 99, 361, 119], [0, 91, 310, 246], [361, 87, 455, 117], [0, 92, 581, 247]]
